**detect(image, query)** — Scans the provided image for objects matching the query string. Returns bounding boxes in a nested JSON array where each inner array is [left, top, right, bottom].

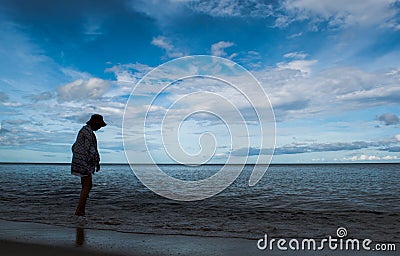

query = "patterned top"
[[71, 125, 100, 177]]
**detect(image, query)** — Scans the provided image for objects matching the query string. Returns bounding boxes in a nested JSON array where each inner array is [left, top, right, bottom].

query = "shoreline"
[[0, 219, 261, 256], [1, 240, 122, 256], [1, 219, 398, 256]]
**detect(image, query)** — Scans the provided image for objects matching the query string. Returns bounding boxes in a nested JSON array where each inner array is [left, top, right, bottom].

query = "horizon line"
[[0, 162, 399, 165]]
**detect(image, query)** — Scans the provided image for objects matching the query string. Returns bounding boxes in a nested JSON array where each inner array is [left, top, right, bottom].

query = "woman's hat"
[[86, 114, 107, 127]]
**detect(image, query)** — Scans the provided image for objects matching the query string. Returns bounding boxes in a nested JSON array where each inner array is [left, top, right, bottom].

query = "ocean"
[[0, 163, 399, 243]]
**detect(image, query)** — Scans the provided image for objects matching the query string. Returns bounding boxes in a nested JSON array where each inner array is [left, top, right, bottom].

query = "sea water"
[[0, 163, 399, 242]]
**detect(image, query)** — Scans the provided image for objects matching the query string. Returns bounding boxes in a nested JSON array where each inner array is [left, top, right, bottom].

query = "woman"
[[71, 114, 107, 216]]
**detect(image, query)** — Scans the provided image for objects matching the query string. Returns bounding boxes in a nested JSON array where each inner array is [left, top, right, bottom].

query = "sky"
[[1, 0, 400, 164]]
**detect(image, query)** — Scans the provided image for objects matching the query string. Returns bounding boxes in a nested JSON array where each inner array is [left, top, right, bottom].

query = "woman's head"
[[86, 114, 107, 131]]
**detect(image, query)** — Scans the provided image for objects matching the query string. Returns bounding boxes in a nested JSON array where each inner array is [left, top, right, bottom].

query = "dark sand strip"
[[0, 240, 124, 256], [0, 219, 397, 256]]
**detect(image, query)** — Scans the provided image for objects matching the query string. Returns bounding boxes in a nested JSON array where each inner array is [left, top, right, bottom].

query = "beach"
[[1, 219, 398, 256], [0, 163, 399, 255], [0, 219, 262, 256]]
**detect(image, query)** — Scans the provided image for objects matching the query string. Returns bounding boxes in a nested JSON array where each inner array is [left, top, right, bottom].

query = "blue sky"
[[1, 0, 400, 163]]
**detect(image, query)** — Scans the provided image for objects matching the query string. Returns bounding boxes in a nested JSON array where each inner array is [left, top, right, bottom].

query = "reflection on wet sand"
[[75, 227, 85, 246]]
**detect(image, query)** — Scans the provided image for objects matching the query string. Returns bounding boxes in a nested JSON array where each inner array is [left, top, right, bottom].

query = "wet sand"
[[0, 219, 397, 256], [0, 240, 122, 256], [0, 219, 261, 256]]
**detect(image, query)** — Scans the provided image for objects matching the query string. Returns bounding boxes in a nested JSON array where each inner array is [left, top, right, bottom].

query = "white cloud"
[[151, 36, 184, 58], [211, 41, 235, 58], [0, 91, 22, 107], [115, 57, 400, 128], [57, 78, 110, 102], [128, 0, 400, 33], [283, 52, 308, 59], [129, 0, 190, 27], [278, 0, 400, 29], [131, 0, 274, 19], [277, 59, 317, 74], [253, 64, 400, 121], [130, 1, 400, 32], [130, 0, 274, 30], [342, 154, 398, 161], [2, 101, 22, 107], [347, 155, 379, 161], [105, 56, 400, 141], [382, 155, 398, 160], [121, 57, 276, 164], [60, 68, 92, 80], [105, 62, 152, 86], [190, 0, 273, 18], [311, 158, 325, 161], [287, 32, 303, 39]]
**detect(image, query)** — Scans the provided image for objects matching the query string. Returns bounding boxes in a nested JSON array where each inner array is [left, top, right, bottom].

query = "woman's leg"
[[75, 175, 92, 216]]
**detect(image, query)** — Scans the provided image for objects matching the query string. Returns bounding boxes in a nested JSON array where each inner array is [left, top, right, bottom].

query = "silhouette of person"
[[71, 114, 107, 216]]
